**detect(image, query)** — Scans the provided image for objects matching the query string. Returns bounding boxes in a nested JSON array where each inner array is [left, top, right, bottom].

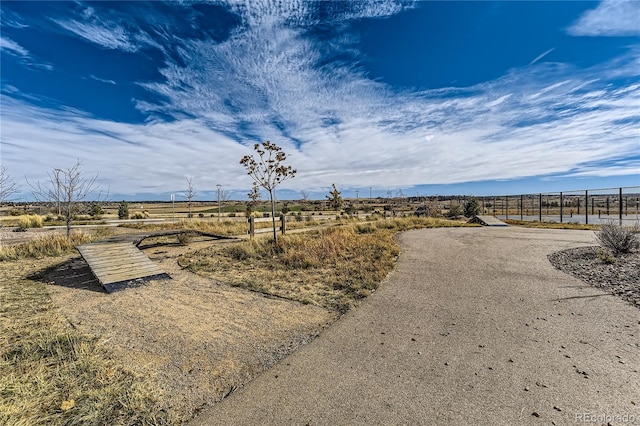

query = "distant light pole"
[[171, 193, 175, 222], [217, 184, 222, 221], [355, 190, 359, 215], [369, 187, 372, 200]]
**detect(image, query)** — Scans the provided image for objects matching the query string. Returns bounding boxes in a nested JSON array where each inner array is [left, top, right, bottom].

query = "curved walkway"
[[191, 227, 639, 425]]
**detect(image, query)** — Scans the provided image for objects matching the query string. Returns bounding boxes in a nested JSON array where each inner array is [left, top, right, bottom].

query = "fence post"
[[585, 190, 588, 225], [248, 216, 255, 239], [539, 193, 542, 221], [619, 187, 623, 225], [560, 192, 563, 223], [520, 195, 523, 220], [281, 214, 286, 235], [506, 196, 509, 220]]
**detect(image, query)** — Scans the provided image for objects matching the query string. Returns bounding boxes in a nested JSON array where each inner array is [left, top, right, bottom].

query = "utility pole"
[[217, 184, 222, 221], [355, 190, 359, 215]]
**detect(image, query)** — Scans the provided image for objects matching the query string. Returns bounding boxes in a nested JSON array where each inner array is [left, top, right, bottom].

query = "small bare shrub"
[[594, 221, 640, 255], [177, 232, 193, 246], [596, 248, 617, 264]]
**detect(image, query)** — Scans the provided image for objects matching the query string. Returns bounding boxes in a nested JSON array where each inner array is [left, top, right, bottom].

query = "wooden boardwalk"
[[76, 242, 169, 293], [77, 229, 234, 293], [468, 215, 508, 227]]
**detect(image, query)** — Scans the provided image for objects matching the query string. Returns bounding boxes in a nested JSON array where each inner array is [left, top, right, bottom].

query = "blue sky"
[[1, 0, 639, 201]]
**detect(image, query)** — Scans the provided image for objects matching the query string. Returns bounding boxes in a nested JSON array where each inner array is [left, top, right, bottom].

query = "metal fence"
[[479, 186, 640, 225]]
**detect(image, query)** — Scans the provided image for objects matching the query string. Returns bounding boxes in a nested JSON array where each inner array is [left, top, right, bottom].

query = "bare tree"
[[0, 165, 19, 230], [0, 164, 18, 204], [184, 176, 196, 218], [240, 141, 296, 243], [28, 160, 107, 237]]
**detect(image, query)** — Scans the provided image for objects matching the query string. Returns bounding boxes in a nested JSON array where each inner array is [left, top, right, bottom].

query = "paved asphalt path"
[[191, 227, 640, 425]]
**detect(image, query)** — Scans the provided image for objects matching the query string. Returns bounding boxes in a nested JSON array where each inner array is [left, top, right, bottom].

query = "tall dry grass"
[[0, 228, 113, 261], [183, 217, 472, 312], [0, 259, 173, 425], [17, 215, 44, 229]]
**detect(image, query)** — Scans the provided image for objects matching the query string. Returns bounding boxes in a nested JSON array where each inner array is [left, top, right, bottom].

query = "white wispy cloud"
[[52, 5, 152, 52], [0, 36, 29, 56], [0, 36, 53, 71], [88, 75, 116, 85], [568, 0, 640, 37], [54, 18, 138, 51]]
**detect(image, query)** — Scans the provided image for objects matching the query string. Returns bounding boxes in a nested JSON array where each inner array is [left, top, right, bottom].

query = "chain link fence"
[[477, 186, 640, 225]]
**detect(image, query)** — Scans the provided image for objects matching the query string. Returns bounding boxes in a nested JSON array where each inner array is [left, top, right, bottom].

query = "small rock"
[[531, 411, 540, 417], [524, 387, 529, 391], [553, 406, 562, 412]]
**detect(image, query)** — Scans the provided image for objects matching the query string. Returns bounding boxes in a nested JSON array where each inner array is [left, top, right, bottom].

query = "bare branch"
[[0, 164, 19, 203]]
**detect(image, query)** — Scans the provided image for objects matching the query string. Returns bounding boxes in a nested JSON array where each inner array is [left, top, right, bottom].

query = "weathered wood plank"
[[89, 264, 163, 277], [77, 241, 169, 292], [253, 227, 281, 234]]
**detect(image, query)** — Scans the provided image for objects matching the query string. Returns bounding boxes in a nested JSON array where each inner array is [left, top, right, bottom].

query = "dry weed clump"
[[0, 259, 173, 425], [17, 215, 44, 229]]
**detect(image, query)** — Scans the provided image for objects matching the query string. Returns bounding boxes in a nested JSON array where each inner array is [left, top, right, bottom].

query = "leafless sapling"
[[240, 141, 296, 243], [28, 160, 107, 237]]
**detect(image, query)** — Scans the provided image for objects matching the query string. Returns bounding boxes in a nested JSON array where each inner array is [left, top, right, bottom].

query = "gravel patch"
[[548, 246, 640, 308]]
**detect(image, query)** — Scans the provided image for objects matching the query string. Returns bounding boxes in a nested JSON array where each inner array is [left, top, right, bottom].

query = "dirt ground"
[[44, 238, 337, 422]]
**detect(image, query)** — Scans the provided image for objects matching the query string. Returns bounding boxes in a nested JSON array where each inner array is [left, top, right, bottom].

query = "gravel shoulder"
[[549, 246, 640, 308]]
